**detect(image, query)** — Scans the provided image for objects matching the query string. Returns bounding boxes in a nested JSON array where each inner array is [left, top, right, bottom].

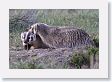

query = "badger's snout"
[[23, 44, 31, 50]]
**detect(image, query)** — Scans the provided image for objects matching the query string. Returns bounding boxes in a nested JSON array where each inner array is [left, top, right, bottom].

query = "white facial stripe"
[[25, 31, 29, 40], [23, 42, 27, 46], [21, 32, 25, 41], [34, 27, 37, 34], [33, 34, 36, 41], [29, 35, 32, 41]]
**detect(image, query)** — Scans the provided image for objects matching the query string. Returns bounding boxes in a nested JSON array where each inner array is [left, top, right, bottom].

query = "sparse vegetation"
[[90, 33, 99, 48], [70, 47, 99, 69], [9, 58, 44, 69], [87, 47, 99, 56], [70, 52, 89, 69]]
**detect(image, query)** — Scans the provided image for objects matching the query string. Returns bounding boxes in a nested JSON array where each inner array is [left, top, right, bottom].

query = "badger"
[[21, 31, 48, 50], [28, 23, 95, 49]]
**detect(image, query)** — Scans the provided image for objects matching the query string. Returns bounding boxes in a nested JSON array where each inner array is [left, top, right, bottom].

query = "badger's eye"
[[32, 31, 34, 34], [31, 37, 33, 41], [28, 37, 30, 39]]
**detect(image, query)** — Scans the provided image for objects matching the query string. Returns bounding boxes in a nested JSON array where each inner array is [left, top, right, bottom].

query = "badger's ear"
[[20, 32, 24, 40]]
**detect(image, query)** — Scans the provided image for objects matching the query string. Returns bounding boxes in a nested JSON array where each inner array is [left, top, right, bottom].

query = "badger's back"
[[38, 27, 95, 49]]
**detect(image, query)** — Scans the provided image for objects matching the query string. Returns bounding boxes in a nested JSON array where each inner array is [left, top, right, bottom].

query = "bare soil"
[[9, 48, 99, 69]]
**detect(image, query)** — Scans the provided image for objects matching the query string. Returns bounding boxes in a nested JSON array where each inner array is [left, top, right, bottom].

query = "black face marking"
[[31, 37, 33, 41]]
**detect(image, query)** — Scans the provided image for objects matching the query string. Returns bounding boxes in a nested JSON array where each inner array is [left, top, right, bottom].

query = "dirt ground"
[[9, 48, 99, 69]]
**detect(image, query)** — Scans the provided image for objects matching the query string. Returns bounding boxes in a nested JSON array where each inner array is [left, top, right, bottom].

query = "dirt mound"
[[9, 48, 99, 69]]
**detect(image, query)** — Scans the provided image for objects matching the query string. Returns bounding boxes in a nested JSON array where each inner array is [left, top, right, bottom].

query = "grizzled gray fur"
[[28, 23, 95, 49]]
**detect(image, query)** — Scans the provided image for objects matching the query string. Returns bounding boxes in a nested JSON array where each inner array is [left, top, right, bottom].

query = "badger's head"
[[21, 31, 37, 50]]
